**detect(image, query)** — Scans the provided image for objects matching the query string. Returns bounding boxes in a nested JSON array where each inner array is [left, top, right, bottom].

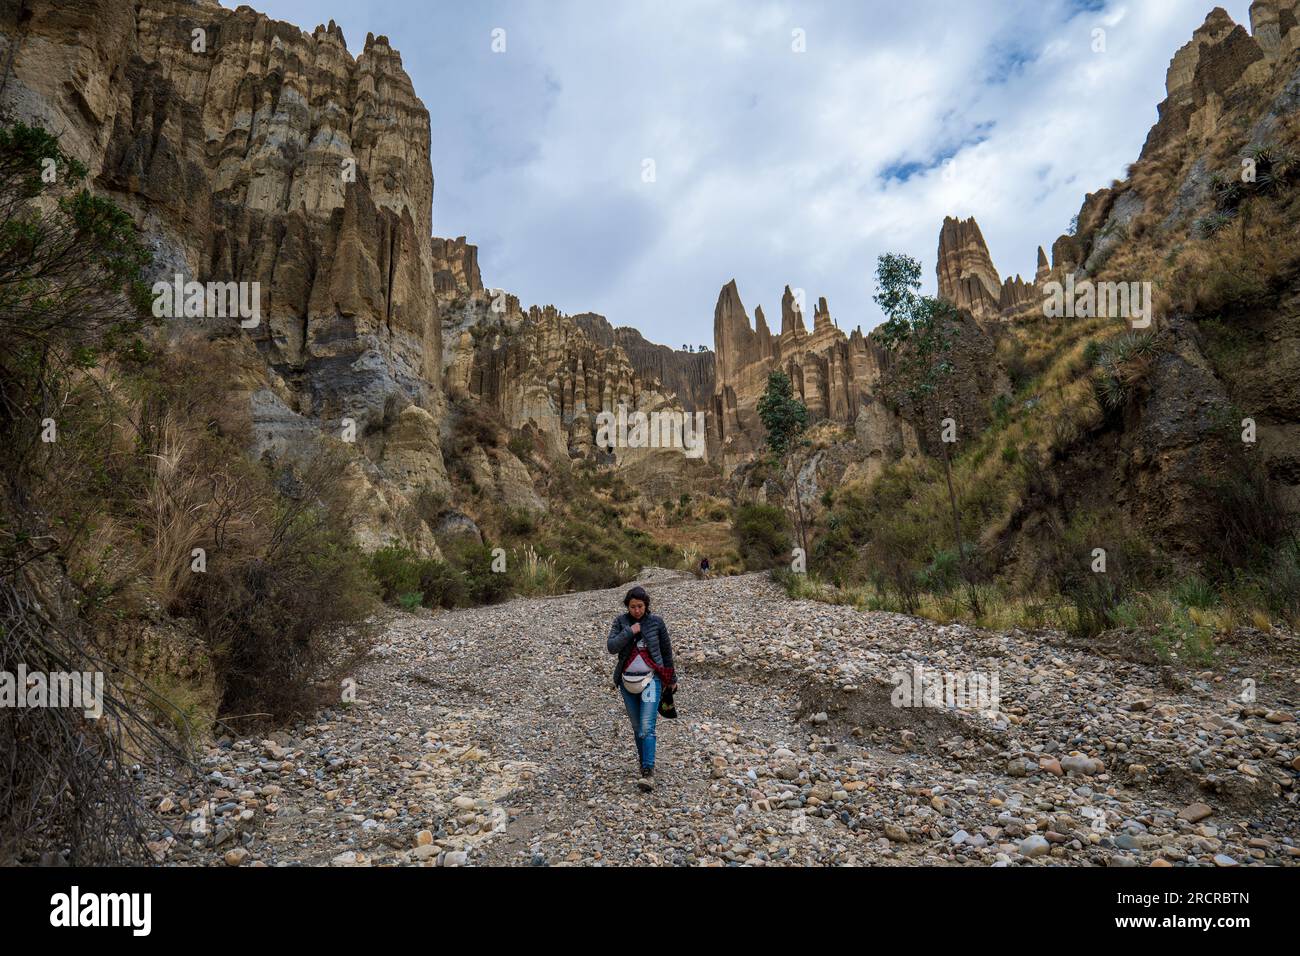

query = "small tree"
[[872, 252, 956, 405], [757, 369, 807, 458], [758, 370, 811, 564], [872, 252, 979, 615]]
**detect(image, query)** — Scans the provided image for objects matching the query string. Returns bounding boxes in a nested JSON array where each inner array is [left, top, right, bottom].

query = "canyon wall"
[[935, 216, 1045, 324], [574, 313, 715, 414], [2, 0, 452, 547], [709, 217, 1023, 477], [710, 279, 924, 476], [7, 0, 1297, 543], [1, 0, 714, 545]]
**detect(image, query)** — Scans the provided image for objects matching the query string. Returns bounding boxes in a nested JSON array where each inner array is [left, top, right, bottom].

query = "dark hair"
[[623, 585, 650, 610]]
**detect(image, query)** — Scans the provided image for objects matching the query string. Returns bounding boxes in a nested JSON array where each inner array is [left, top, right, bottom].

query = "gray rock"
[[1019, 835, 1050, 859]]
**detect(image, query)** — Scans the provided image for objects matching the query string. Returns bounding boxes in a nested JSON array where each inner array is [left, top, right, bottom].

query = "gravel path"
[[150, 570, 1300, 867]]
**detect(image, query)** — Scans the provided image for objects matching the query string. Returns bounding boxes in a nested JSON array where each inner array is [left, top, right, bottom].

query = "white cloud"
[[252, 0, 1254, 343]]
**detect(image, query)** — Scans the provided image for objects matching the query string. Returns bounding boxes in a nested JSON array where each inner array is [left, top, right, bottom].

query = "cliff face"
[[935, 216, 1043, 324], [2, 0, 451, 548], [573, 313, 715, 413], [8, 0, 1297, 551], [710, 279, 923, 476], [1140, 5, 1272, 159], [6, 0, 440, 394], [425, 234, 711, 479], [431, 236, 484, 297], [995, 3, 1300, 559], [449, 304, 717, 499], [1, 0, 717, 543]]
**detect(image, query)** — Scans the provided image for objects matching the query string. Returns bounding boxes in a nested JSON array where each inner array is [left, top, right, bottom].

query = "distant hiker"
[[699, 556, 711, 578], [607, 585, 676, 791]]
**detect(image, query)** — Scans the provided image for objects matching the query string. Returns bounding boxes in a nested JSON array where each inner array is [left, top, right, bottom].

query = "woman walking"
[[607, 585, 676, 791]]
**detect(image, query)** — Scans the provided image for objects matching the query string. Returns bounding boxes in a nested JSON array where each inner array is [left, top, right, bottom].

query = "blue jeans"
[[619, 674, 661, 770]]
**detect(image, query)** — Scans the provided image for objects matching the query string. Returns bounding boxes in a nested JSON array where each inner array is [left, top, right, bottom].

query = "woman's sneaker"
[[637, 767, 654, 791]]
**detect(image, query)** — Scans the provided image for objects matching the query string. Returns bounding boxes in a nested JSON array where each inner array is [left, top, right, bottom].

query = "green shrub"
[[187, 450, 378, 725], [1200, 452, 1295, 574], [917, 548, 962, 595], [1239, 539, 1300, 624], [449, 542, 512, 605], [369, 547, 424, 603], [413, 484, 448, 526], [1063, 570, 1127, 639], [1082, 340, 1102, 367], [1172, 575, 1219, 610], [502, 507, 538, 536], [418, 559, 466, 609], [507, 434, 533, 461], [1093, 330, 1161, 414], [733, 502, 792, 571]]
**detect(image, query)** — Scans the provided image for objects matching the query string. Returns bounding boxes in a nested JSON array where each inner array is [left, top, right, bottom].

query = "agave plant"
[[1246, 142, 1296, 177], [1195, 210, 1235, 238], [1209, 170, 1246, 210], [1092, 330, 1161, 412], [1106, 329, 1158, 365], [1093, 370, 1128, 412]]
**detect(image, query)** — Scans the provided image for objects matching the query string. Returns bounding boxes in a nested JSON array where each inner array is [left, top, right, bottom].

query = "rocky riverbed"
[[146, 570, 1299, 867]]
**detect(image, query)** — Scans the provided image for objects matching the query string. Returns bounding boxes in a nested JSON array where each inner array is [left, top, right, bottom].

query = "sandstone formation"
[[936, 217, 1004, 323], [1035, 246, 1051, 283], [431, 236, 485, 297], [1141, 7, 1268, 158], [710, 280, 924, 476], [1, 0, 719, 542], [7, 0, 1297, 559], [456, 306, 715, 494], [935, 216, 1041, 323], [1138, 4, 1300, 162], [1, 0, 455, 548], [574, 313, 715, 414]]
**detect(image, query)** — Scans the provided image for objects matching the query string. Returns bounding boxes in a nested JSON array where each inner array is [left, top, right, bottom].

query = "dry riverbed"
[[147, 570, 1300, 867]]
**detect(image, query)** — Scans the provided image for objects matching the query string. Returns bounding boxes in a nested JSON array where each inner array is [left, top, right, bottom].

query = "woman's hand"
[[630, 622, 641, 634]]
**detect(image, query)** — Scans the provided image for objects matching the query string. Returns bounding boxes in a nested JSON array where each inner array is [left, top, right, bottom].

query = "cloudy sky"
[[252, 0, 1252, 348]]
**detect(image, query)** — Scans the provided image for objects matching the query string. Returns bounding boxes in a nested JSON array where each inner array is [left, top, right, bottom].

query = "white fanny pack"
[[621, 671, 653, 694], [622, 641, 655, 695]]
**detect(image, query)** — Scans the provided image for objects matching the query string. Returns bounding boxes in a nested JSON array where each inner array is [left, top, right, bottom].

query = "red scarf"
[[623, 627, 675, 684]]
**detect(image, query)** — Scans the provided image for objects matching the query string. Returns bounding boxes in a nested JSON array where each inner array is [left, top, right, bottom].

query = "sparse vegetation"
[[0, 120, 393, 862], [732, 502, 792, 571], [756, 369, 807, 457]]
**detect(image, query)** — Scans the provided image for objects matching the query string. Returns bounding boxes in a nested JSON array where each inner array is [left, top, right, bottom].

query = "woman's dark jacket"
[[607, 612, 675, 689]]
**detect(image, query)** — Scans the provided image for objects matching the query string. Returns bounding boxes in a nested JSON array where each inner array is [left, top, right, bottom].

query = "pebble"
[[137, 570, 1299, 868], [1019, 836, 1050, 859], [1178, 803, 1213, 824]]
